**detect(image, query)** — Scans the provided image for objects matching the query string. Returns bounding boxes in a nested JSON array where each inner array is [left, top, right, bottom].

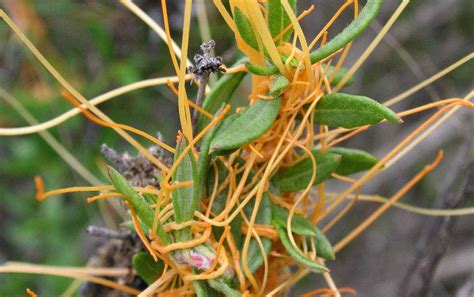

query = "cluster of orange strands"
[[3, 0, 472, 295]]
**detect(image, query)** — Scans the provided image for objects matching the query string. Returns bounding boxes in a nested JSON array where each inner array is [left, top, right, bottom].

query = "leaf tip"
[[105, 165, 118, 180]]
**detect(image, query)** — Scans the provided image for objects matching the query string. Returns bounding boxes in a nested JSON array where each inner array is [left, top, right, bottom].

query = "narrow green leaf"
[[273, 222, 329, 273], [314, 92, 402, 129], [192, 268, 219, 297], [132, 252, 164, 285], [269, 75, 289, 96], [324, 64, 354, 87], [197, 108, 225, 201], [314, 147, 378, 176], [211, 192, 243, 248], [143, 193, 157, 204], [172, 137, 199, 240], [206, 159, 229, 197], [270, 202, 335, 260], [108, 166, 153, 226], [246, 62, 279, 76], [246, 54, 299, 76], [271, 204, 316, 236], [109, 167, 170, 244], [280, 53, 300, 68], [207, 159, 244, 247], [310, 0, 384, 63], [193, 281, 217, 297], [198, 58, 248, 132], [210, 97, 281, 153], [268, 0, 297, 44], [208, 279, 242, 297], [242, 193, 272, 274], [315, 228, 335, 260], [234, 8, 258, 50], [277, 152, 341, 193]]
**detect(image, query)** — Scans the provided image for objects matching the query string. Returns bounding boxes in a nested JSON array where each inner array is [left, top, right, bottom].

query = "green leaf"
[[246, 62, 279, 76], [206, 159, 229, 197], [242, 194, 273, 272], [108, 167, 170, 244], [192, 268, 219, 297], [234, 8, 258, 50], [172, 137, 199, 240], [324, 64, 354, 87], [193, 281, 217, 297], [271, 204, 316, 236], [242, 193, 273, 274], [315, 228, 335, 260], [314, 147, 378, 176], [197, 108, 225, 201], [143, 192, 157, 204], [208, 279, 242, 297], [211, 192, 243, 248], [246, 54, 299, 76], [207, 159, 244, 247], [273, 222, 329, 273], [210, 97, 281, 153], [310, 0, 384, 63], [277, 151, 341, 193], [314, 92, 402, 129], [108, 166, 153, 226], [132, 252, 164, 285], [270, 203, 335, 260], [268, 0, 297, 44], [269, 75, 289, 96], [197, 58, 248, 132], [280, 54, 300, 68]]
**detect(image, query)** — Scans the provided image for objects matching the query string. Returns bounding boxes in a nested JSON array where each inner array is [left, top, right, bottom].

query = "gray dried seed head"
[[100, 139, 172, 187], [187, 39, 225, 80]]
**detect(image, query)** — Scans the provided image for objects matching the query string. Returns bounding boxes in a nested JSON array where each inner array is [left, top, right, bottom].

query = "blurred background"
[[0, 0, 472, 295]]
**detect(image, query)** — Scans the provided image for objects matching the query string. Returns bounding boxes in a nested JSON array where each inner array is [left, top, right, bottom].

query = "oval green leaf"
[[273, 222, 329, 273], [310, 0, 384, 63], [210, 97, 281, 153], [277, 151, 341, 193], [314, 92, 402, 129], [132, 252, 164, 285], [315, 228, 335, 260], [314, 147, 378, 176], [268, 0, 297, 44]]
